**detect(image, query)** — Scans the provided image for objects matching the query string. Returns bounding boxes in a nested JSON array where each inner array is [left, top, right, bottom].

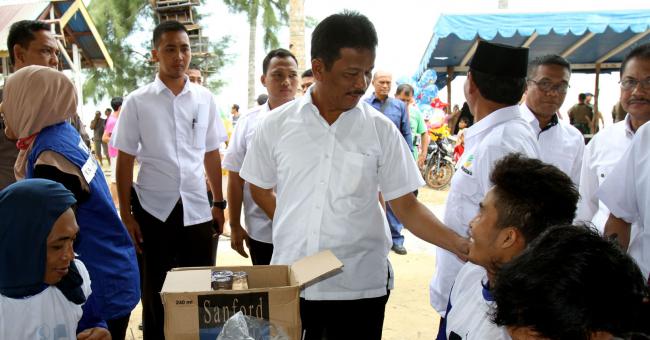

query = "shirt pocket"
[[337, 151, 378, 199], [192, 103, 209, 148], [452, 171, 480, 226]]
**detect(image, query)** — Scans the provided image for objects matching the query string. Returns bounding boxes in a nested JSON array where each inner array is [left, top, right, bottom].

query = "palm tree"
[[223, 0, 289, 107], [289, 0, 305, 72]]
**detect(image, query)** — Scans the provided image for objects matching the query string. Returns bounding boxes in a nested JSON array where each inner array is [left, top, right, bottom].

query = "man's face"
[[585, 95, 593, 104], [372, 72, 392, 99], [13, 29, 59, 69], [44, 208, 79, 285], [620, 57, 650, 122], [104, 110, 111, 117], [396, 91, 413, 105], [152, 30, 191, 80], [314, 47, 375, 112], [467, 188, 508, 269], [261, 56, 299, 104], [525, 64, 570, 119], [301, 75, 314, 94], [187, 69, 203, 85]]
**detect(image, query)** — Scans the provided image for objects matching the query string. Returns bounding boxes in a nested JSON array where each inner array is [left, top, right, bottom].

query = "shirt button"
[[320, 180, 325, 184], [325, 154, 329, 159], [316, 205, 321, 209]]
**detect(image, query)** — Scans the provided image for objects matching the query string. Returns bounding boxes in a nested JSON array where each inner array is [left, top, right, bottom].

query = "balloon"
[[417, 69, 438, 88]]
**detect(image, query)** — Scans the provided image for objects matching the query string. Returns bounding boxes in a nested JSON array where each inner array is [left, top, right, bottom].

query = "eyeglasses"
[[619, 78, 650, 91], [528, 79, 570, 94]]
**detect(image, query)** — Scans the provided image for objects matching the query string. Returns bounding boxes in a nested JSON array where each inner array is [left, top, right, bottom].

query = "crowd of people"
[[0, 9, 649, 340]]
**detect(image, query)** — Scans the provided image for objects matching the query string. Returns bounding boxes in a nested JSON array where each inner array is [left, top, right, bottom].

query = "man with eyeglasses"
[[576, 43, 650, 281], [520, 55, 584, 185]]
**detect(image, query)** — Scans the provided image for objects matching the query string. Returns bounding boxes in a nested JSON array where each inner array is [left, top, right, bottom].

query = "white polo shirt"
[[429, 105, 539, 314], [222, 103, 273, 243], [597, 122, 650, 279], [442, 263, 509, 340], [239, 89, 424, 300], [111, 75, 227, 225], [576, 115, 636, 231], [520, 104, 584, 185]]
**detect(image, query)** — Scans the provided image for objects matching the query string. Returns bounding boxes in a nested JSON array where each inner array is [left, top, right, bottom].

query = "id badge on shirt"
[[193, 103, 209, 148]]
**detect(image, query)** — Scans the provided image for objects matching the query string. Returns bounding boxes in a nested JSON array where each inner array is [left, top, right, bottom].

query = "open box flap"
[[290, 250, 343, 287], [161, 268, 212, 293]]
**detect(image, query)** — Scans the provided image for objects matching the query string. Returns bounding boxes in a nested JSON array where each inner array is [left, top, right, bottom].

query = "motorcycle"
[[422, 131, 455, 190]]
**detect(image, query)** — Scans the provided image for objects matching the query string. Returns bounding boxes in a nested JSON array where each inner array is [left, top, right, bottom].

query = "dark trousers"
[[106, 315, 130, 340], [300, 293, 389, 340], [249, 237, 273, 265], [132, 195, 217, 340]]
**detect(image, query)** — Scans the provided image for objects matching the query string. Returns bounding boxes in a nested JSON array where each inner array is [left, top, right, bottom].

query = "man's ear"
[[312, 58, 324, 81], [499, 227, 521, 249], [466, 72, 478, 95], [12, 44, 25, 64], [260, 74, 267, 87], [151, 49, 159, 63]]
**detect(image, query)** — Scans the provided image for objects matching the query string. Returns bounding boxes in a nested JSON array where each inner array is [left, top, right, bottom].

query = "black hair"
[[188, 64, 200, 71], [301, 69, 313, 78], [110, 97, 123, 111], [527, 54, 571, 79], [493, 224, 650, 340], [152, 20, 188, 49], [256, 94, 268, 105], [7, 20, 50, 65], [459, 116, 471, 124], [262, 48, 298, 75], [470, 69, 526, 105], [395, 83, 414, 96], [579, 93, 587, 102], [490, 153, 578, 243], [232, 104, 239, 111], [311, 10, 378, 70], [620, 43, 650, 75]]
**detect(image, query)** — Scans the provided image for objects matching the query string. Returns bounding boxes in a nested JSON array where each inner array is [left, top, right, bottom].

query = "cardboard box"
[[161, 250, 343, 340]]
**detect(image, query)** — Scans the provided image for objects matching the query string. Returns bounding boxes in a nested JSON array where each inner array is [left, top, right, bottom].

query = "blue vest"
[[27, 122, 140, 326]]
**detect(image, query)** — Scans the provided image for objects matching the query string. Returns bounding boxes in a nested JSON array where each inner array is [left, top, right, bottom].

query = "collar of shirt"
[[520, 104, 559, 135], [296, 87, 363, 125], [624, 113, 636, 138], [153, 73, 193, 96], [464, 105, 521, 147], [480, 280, 495, 302]]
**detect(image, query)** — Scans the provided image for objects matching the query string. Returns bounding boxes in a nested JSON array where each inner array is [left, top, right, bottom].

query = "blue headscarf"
[[0, 179, 84, 303]]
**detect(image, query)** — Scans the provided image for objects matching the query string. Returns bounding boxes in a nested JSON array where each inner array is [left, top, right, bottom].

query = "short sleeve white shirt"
[[0, 259, 91, 339], [520, 104, 584, 185], [222, 103, 273, 243], [239, 89, 424, 300], [429, 105, 540, 314], [111, 75, 228, 225], [598, 122, 650, 279], [444, 263, 510, 340]]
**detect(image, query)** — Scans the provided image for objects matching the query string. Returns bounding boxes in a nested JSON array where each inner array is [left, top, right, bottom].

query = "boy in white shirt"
[[438, 154, 579, 339]]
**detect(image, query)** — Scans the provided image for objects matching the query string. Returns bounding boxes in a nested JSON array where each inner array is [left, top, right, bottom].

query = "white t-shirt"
[[223, 103, 273, 243], [240, 89, 424, 300], [430, 105, 540, 314], [0, 259, 91, 339], [443, 263, 510, 340], [111, 75, 228, 225], [598, 122, 650, 279], [520, 104, 584, 185]]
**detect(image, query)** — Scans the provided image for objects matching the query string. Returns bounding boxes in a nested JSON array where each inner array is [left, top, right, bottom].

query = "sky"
[[80, 0, 650, 126]]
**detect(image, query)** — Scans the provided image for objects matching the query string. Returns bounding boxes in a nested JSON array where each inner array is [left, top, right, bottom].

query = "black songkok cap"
[[469, 40, 528, 78]]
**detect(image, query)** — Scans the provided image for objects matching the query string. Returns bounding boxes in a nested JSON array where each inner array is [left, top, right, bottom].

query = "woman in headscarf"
[[0, 178, 107, 339], [2, 65, 139, 340]]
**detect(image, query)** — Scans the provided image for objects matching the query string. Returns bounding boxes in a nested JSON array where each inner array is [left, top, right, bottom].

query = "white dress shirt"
[[520, 104, 584, 185], [111, 75, 227, 225], [444, 263, 510, 340], [429, 105, 540, 314], [597, 122, 650, 279], [222, 103, 273, 243], [239, 89, 424, 300]]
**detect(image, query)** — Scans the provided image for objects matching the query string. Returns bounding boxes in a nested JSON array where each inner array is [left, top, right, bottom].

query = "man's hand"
[[122, 213, 143, 254], [417, 154, 426, 169], [77, 327, 111, 340], [211, 206, 225, 235], [230, 223, 250, 258]]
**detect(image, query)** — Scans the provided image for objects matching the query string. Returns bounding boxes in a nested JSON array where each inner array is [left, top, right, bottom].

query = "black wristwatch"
[[212, 200, 227, 209]]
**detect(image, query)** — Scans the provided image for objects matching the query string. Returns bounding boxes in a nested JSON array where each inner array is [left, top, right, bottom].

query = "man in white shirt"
[[223, 48, 299, 265], [239, 11, 468, 340], [111, 21, 228, 340], [429, 40, 540, 323], [576, 43, 650, 279], [438, 154, 579, 340], [520, 55, 584, 185]]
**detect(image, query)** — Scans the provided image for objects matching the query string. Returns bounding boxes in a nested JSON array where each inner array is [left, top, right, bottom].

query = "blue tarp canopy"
[[418, 10, 650, 89]]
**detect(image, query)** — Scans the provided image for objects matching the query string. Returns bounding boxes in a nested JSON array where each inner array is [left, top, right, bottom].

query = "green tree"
[[223, 0, 289, 107]]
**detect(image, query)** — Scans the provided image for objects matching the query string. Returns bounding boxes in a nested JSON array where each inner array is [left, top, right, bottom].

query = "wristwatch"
[[212, 200, 227, 209]]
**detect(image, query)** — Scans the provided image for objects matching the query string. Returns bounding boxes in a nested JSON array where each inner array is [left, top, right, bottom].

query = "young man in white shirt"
[[223, 48, 299, 265], [239, 11, 468, 340], [520, 55, 584, 185], [438, 154, 579, 339], [576, 43, 650, 279], [429, 40, 540, 323], [111, 21, 227, 340]]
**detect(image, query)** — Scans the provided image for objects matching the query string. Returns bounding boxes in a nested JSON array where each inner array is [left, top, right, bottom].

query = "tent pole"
[[447, 66, 453, 108], [594, 63, 601, 132]]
